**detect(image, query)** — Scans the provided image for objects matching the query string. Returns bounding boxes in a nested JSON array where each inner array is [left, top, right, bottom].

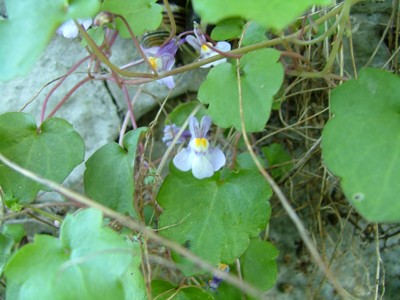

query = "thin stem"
[[46, 76, 92, 120], [364, 2, 396, 68], [76, 22, 154, 78], [25, 204, 63, 223], [322, 0, 352, 74], [206, 43, 242, 58], [162, 0, 177, 41], [121, 84, 138, 130], [119, 87, 143, 146], [113, 14, 157, 74], [40, 55, 91, 123], [374, 224, 385, 300]]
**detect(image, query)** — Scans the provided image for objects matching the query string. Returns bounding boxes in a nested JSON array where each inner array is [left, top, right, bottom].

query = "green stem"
[[162, 0, 177, 41], [322, 0, 353, 74], [25, 204, 63, 223], [77, 22, 154, 78]]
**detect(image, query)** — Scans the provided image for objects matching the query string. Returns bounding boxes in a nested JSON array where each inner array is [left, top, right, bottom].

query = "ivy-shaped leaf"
[[192, 0, 332, 30], [84, 128, 147, 218], [157, 167, 272, 273], [0, 112, 85, 204], [4, 209, 146, 300], [214, 239, 278, 299], [198, 48, 283, 132], [322, 68, 400, 222], [102, 0, 163, 37], [240, 239, 278, 297], [0, 0, 100, 81]]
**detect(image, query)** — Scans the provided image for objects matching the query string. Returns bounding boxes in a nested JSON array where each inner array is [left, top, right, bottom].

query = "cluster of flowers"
[[57, 19, 231, 89], [57, 19, 228, 180], [141, 28, 231, 89]]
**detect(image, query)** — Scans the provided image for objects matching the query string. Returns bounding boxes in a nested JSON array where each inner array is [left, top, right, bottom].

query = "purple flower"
[[162, 124, 191, 146], [57, 18, 92, 39], [186, 31, 231, 68], [209, 263, 230, 291], [142, 39, 181, 89], [173, 116, 226, 179]]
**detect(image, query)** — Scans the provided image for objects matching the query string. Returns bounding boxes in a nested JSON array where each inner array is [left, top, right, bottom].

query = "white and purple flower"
[[142, 39, 182, 89], [57, 18, 92, 39], [186, 30, 231, 68], [173, 116, 226, 179]]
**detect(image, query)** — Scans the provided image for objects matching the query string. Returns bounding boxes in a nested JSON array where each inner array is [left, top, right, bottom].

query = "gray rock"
[[341, 0, 396, 76], [105, 36, 206, 121]]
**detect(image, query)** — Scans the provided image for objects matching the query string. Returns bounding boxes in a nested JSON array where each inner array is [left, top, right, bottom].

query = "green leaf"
[[84, 128, 147, 218], [214, 239, 278, 299], [0, 223, 25, 276], [1, 224, 26, 244], [241, 21, 267, 47], [211, 18, 244, 41], [235, 152, 266, 170], [0, 0, 100, 81], [0, 233, 14, 276], [3, 191, 22, 212], [262, 143, 293, 180], [165, 101, 207, 126], [192, 0, 332, 30], [157, 168, 272, 274], [198, 48, 284, 132], [4, 208, 146, 300], [240, 239, 278, 296], [102, 0, 163, 37], [321, 68, 400, 222], [0, 112, 85, 203], [151, 280, 214, 300]]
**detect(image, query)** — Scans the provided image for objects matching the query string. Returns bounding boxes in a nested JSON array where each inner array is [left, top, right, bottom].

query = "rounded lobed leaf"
[[322, 68, 400, 222], [4, 208, 146, 300], [102, 0, 163, 37], [157, 168, 272, 274], [0, 112, 85, 203], [198, 48, 284, 132], [240, 239, 279, 296]]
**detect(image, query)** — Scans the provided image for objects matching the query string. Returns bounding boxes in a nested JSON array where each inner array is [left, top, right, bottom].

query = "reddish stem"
[[40, 55, 91, 124], [121, 84, 138, 130], [113, 14, 157, 74], [46, 77, 92, 119]]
